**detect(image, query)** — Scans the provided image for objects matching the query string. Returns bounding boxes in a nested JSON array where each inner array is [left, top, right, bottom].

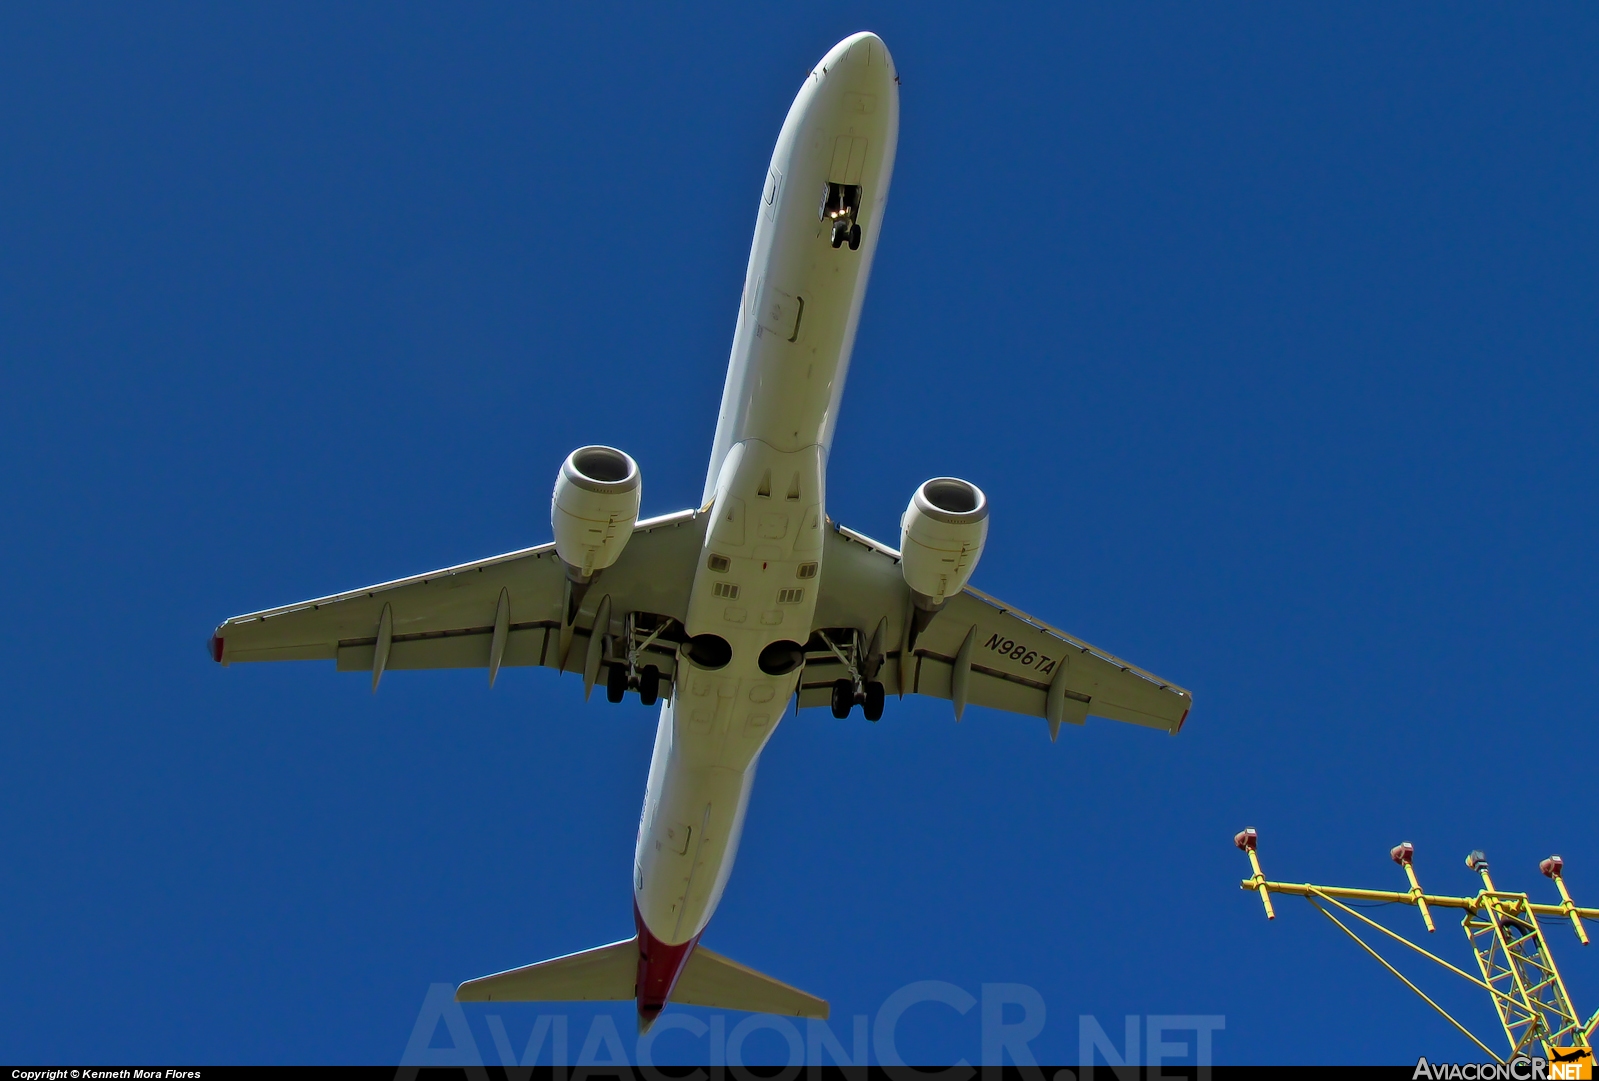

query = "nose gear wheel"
[[821, 182, 863, 250]]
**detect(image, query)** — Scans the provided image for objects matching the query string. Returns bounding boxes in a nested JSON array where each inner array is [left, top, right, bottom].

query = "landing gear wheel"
[[638, 665, 660, 706], [606, 663, 627, 703], [831, 678, 854, 719], [863, 681, 885, 722], [848, 223, 861, 251], [830, 219, 849, 248]]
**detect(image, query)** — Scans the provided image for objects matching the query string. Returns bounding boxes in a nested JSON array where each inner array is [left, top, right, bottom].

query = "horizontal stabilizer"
[[455, 938, 635, 1003], [673, 945, 828, 1019]]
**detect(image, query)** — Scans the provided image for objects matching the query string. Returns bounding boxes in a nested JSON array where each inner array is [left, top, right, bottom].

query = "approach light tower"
[[1236, 829, 1598, 1064]]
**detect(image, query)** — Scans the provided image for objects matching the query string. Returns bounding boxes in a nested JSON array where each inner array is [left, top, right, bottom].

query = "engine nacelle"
[[899, 477, 989, 604], [551, 445, 641, 580]]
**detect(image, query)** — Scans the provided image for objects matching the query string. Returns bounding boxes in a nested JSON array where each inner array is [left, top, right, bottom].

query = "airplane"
[[209, 31, 1192, 1030]]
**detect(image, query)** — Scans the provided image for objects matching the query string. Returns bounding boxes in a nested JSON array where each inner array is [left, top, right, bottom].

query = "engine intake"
[[899, 477, 988, 605], [552, 445, 641, 580]]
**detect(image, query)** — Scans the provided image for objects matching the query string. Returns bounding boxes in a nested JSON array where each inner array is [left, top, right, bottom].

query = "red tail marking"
[[633, 901, 700, 1022]]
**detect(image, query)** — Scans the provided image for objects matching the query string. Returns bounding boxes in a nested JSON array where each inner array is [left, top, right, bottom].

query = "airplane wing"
[[211, 509, 708, 692], [210, 508, 1190, 735], [803, 521, 1192, 738]]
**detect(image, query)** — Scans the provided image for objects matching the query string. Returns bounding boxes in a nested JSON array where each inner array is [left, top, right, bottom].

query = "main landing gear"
[[816, 625, 887, 722], [607, 661, 661, 705], [604, 613, 673, 705], [831, 678, 885, 721]]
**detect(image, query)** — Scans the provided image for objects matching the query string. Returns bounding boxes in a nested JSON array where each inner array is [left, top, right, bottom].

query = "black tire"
[[831, 220, 848, 248], [606, 663, 627, 703], [831, 678, 854, 719], [863, 681, 885, 722], [639, 665, 660, 706], [848, 223, 862, 251]]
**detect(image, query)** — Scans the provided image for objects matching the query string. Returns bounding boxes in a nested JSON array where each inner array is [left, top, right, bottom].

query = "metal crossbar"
[[1235, 830, 1596, 1060]]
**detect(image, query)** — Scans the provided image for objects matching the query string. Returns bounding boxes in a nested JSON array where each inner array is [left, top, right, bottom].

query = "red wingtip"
[[209, 635, 224, 663]]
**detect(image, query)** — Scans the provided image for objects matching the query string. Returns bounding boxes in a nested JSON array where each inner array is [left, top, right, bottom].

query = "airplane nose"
[[816, 31, 896, 86]]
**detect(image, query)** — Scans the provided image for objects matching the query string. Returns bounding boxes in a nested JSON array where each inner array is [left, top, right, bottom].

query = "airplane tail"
[[673, 944, 829, 1019], [454, 937, 828, 1023], [455, 938, 637, 1003]]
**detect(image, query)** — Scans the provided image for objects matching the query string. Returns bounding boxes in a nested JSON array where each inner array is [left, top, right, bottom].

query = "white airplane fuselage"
[[211, 28, 1190, 1023], [630, 32, 899, 1011]]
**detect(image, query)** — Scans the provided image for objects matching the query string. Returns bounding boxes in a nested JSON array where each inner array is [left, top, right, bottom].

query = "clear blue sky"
[[3, 4, 1595, 1067]]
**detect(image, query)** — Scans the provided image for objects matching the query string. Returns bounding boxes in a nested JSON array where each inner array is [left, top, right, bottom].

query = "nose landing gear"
[[821, 182, 863, 251]]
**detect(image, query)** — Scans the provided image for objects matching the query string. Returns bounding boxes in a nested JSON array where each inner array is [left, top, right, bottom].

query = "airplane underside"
[[209, 30, 1192, 1027]]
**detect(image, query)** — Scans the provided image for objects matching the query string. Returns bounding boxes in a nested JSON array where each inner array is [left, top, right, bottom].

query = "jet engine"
[[899, 477, 988, 606], [551, 445, 641, 581]]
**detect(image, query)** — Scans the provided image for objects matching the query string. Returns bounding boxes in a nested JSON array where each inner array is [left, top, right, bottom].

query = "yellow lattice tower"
[[1236, 829, 1598, 1064]]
